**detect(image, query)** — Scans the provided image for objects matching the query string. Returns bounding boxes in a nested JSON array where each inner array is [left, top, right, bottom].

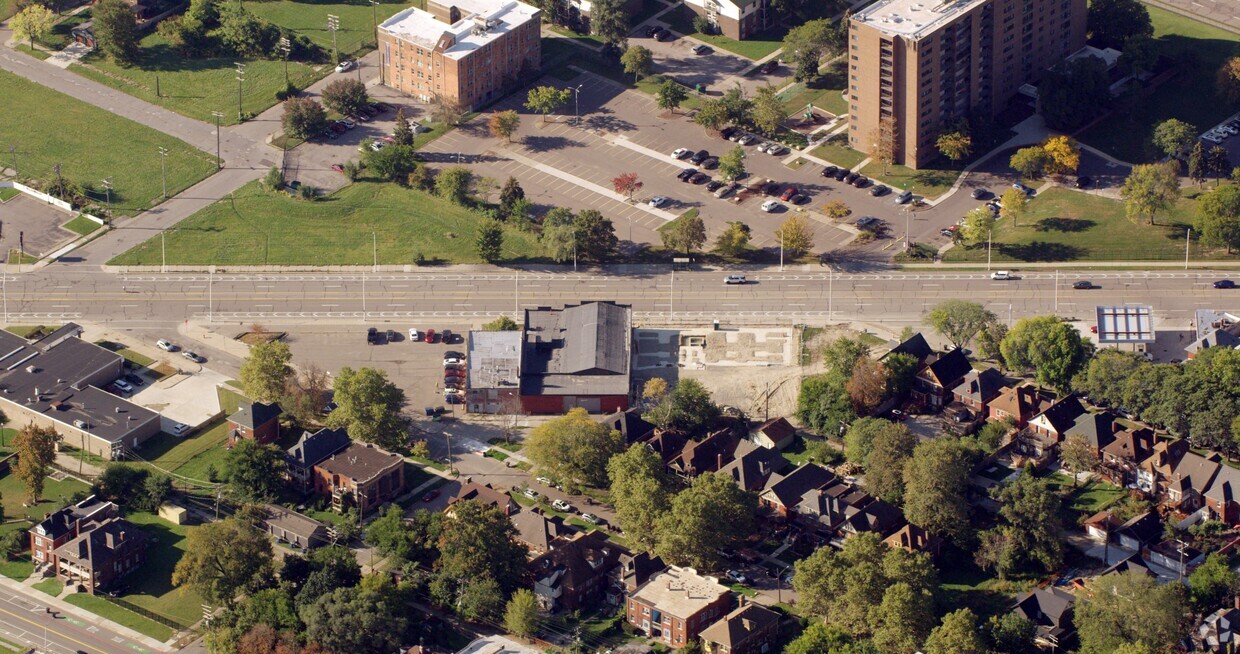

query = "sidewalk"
[[0, 574, 172, 652]]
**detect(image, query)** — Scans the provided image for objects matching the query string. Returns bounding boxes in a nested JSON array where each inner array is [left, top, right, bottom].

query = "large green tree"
[[871, 582, 936, 654], [12, 424, 57, 504], [1076, 349, 1146, 408], [1188, 552, 1238, 612], [752, 84, 786, 136], [1038, 56, 1112, 130], [607, 446, 671, 553], [718, 145, 747, 182], [224, 439, 287, 502], [657, 80, 689, 114], [903, 438, 974, 545], [782, 19, 843, 81], [925, 300, 998, 350], [864, 423, 916, 504], [924, 609, 989, 654], [655, 472, 755, 571], [435, 500, 527, 595], [715, 221, 751, 257], [977, 471, 1063, 577], [10, 4, 56, 49], [1001, 315, 1091, 392], [504, 589, 541, 637], [1009, 146, 1049, 179], [587, 0, 627, 50], [93, 0, 140, 64], [661, 213, 708, 255], [300, 586, 407, 654], [525, 407, 624, 487], [174, 517, 274, 606], [643, 378, 720, 434], [959, 206, 996, 243], [239, 340, 292, 404], [797, 375, 856, 436], [1152, 119, 1197, 159], [475, 219, 504, 263], [1121, 162, 1181, 226], [1075, 571, 1188, 654], [281, 97, 328, 140], [1197, 182, 1240, 254], [321, 78, 369, 118], [525, 86, 572, 123], [324, 367, 409, 449], [1087, 0, 1153, 49], [620, 45, 652, 82], [843, 417, 902, 468], [573, 209, 618, 262]]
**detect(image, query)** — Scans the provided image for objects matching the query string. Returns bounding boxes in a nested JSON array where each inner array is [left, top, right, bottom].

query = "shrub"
[[298, 184, 317, 200], [691, 14, 713, 34], [263, 166, 285, 190]]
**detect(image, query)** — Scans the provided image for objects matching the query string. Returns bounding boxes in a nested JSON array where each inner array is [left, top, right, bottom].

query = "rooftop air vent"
[[25, 366, 36, 373]]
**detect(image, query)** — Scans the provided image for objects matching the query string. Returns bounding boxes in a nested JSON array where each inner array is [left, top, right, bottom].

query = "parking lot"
[[625, 25, 791, 95], [1199, 114, 1240, 166], [0, 192, 81, 260]]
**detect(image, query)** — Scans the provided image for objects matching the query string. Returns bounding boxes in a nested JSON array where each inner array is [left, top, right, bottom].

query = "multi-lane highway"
[[0, 585, 161, 654], [2, 268, 1234, 328]]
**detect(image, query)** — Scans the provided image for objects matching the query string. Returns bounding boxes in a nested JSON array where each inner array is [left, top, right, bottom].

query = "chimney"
[[717, 453, 723, 471]]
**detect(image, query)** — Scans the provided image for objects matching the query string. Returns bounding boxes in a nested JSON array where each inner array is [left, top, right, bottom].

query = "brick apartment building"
[[627, 567, 732, 648], [52, 518, 149, 593], [29, 496, 117, 567], [847, 0, 1087, 168], [311, 441, 405, 515], [378, 0, 540, 110], [680, 0, 771, 40]]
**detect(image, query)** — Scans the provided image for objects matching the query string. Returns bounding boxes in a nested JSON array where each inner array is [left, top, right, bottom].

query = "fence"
[[0, 181, 73, 212], [106, 594, 195, 632]]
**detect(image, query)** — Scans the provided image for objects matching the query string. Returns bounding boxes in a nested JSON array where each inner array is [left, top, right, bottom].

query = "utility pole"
[[372, 231, 377, 272], [211, 111, 224, 169], [986, 228, 992, 271], [327, 15, 341, 64], [572, 84, 583, 125], [161, 230, 166, 274], [158, 147, 169, 199], [235, 62, 246, 122], [101, 177, 113, 222], [1185, 227, 1191, 270], [779, 229, 784, 272], [278, 36, 291, 86]]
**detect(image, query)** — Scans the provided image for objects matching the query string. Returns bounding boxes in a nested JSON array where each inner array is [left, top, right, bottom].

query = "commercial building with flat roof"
[[378, 0, 540, 110], [628, 567, 732, 648], [848, 0, 1087, 168], [1095, 305, 1155, 347], [0, 324, 159, 459], [466, 330, 522, 414]]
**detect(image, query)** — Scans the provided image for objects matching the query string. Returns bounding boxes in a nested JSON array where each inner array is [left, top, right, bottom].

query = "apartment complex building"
[[681, 0, 771, 40], [847, 0, 1087, 168], [378, 0, 540, 110]]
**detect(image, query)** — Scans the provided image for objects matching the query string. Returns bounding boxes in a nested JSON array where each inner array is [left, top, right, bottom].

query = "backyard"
[[109, 180, 546, 266], [116, 511, 203, 630], [0, 70, 217, 216], [809, 133, 867, 170], [138, 420, 231, 485], [0, 472, 91, 523], [941, 187, 1228, 263], [1077, 6, 1240, 164]]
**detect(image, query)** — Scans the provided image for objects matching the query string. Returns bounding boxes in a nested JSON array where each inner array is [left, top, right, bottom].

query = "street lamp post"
[[779, 229, 784, 272], [161, 230, 166, 273], [1185, 227, 1191, 270], [372, 231, 378, 272], [572, 84, 583, 125], [327, 15, 341, 64], [101, 177, 113, 221], [369, 0, 383, 84], [986, 228, 992, 271], [235, 62, 246, 122], [157, 147, 169, 199], [278, 37, 291, 86], [211, 111, 224, 169]]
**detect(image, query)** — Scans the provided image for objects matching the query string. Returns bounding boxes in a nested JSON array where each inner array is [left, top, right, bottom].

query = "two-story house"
[[669, 429, 740, 479], [758, 463, 836, 518], [52, 517, 149, 593], [512, 508, 576, 556], [719, 440, 786, 492], [910, 348, 973, 410], [449, 482, 519, 517], [952, 368, 1008, 416], [792, 478, 904, 546], [1099, 425, 1154, 486], [1015, 395, 1087, 464], [29, 496, 117, 568], [227, 401, 283, 445], [1138, 439, 1240, 524], [699, 602, 781, 654], [1010, 587, 1076, 653], [529, 531, 622, 613], [988, 384, 1054, 428], [285, 427, 350, 494], [310, 441, 405, 515], [627, 567, 732, 649]]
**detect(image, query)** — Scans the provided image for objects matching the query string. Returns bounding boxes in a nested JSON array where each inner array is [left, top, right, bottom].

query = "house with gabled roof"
[[988, 384, 1054, 428], [1015, 395, 1087, 463], [793, 478, 904, 546], [601, 408, 655, 444], [529, 531, 622, 612], [1011, 587, 1076, 653], [512, 508, 576, 556], [719, 440, 786, 492], [1138, 439, 1240, 525], [1100, 425, 1154, 486], [952, 367, 1008, 415], [910, 348, 973, 409], [758, 463, 835, 518], [883, 523, 944, 561], [1064, 411, 1116, 453], [699, 602, 780, 654], [748, 417, 796, 450], [449, 482, 519, 516], [669, 429, 739, 479], [644, 430, 688, 465], [228, 401, 283, 445], [52, 517, 149, 594], [286, 427, 350, 493], [882, 332, 933, 363]]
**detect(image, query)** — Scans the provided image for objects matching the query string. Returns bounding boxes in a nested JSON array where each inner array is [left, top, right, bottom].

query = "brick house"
[[758, 463, 836, 518], [791, 477, 904, 546], [228, 401, 283, 445], [448, 481, 519, 516], [1138, 440, 1240, 525], [883, 523, 944, 561], [29, 496, 117, 568], [1010, 587, 1075, 653], [529, 531, 622, 612], [719, 440, 786, 492], [988, 384, 1053, 428], [909, 348, 972, 410], [311, 441, 405, 515], [52, 517, 149, 593], [669, 429, 739, 479], [512, 508, 576, 556], [951, 368, 1008, 415], [285, 427, 350, 493], [627, 567, 732, 648], [1015, 395, 1087, 463], [699, 602, 781, 654], [1099, 426, 1154, 486]]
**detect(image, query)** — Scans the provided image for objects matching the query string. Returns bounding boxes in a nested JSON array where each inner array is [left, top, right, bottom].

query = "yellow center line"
[[0, 603, 104, 653]]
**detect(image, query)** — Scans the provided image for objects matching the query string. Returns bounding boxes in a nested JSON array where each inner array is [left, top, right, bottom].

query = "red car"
[[780, 186, 799, 201], [761, 60, 778, 74], [421, 489, 440, 502], [425, 328, 437, 343], [331, 163, 345, 173], [381, 135, 396, 143]]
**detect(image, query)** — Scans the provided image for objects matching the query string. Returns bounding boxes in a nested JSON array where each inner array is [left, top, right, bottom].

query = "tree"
[[655, 472, 756, 570], [612, 172, 642, 202], [364, 505, 416, 562], [1121, 162, 1182, 225], [1087, 0, 1153, 49], [715, 221, 751, 257], [661, 213, 707, 255], [217, 2, 279, 58], [525, 408, 624, 487], [998, 187, 1028, 226], [498, 176, 524, 220], [391, 107, 414, 146], [1075, 571, 1188, 653], [525, 86, 572, 124], [488, 110, 520, 144], [588, 0, 627, 50], [960, 206, 996, 243], [224, 439, 287, 502], [1118, 33, 1157, 76], [657, 80, 689, 114], [541, 208, 576, 263], [504, 589, 541, 638], [653, 378, 719, 434], [936, 130, 972, 167], [784, 623, 854, 654], [435, 499, 528, 596], [752, 85, 785, 136], [608, 445, 671, 553], [865, 422, 916, 504], [280, 97, 328, 140], [1152, 118, 1197, 159], [1009, 146, 1049, 179], [987, 612, 1036, 654], [925, 609, 988, 654], [926, 300, 997, 350], [93, 0, 139, 63], [1197, 183, 1240, 253], [364, 143, 419, 183], [718, 145, 746, 182], [573, 209, 618, 262], [1217, 56, 1240, 105], [824, 337, 870, 385], [296, 546, 361, 606], [783, 19, 841, 82], [870, 117, 896, 176], [797, 374, 855, 435], [1209, 146, 1233, 183], [1059, 435, 1098, 489], [1039, 57, 1112, 130], [301, 587, 407, 654], [872, 582, 936, 654], [1188, 552, 1238, 612], [620, 45, 652, 82], [475, 219, 504, 263], [1001, 315, 1091, 392], [1188, 141, 1208, 186], [482, 315, 519, 331], [843, 417, 899, 467], [883, 351, 919, 400], [12, 424, 57, 503], [430, 93, 466, 127], [693, 100, 728, 132], [435, 166, 473, 205], [1077, 350, 1145, 408], [775, 212, 815, 258], [239, 341, 292, 404], [320, 78, 368, 118], [845, 357, 887, 415], [903, 438, 974, 545], [1042, 135, 1081, 175], [977, 472, 1064, 577], [719, 85, 754, 125], [10, 4, 55, 49], [174, 517, 274, 606], [324, 367, 409, 449]]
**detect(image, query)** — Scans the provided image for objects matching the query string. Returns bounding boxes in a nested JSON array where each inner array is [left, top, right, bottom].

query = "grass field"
[[109, 180, 545, 265], [0, 473, 91, 523], [139, 420, 229, 484], [94, 340, 155, 367], [63, 215, 103, 237], [660, 7, 783, 61], [71, 33, 324, 126], [861, 161, 959, 199], [942, 187, 1231, 262], [0, 188, 19, 202], [1077, 7, 1240, 163], [65, 593, 174, 641], [14, 44, 51, 60], [32, 578, 63, 597], [0, 71, 216, 216], [247, 0, 415, 57], [810, 133, 867, 170], [118, 511, 203, 629], [778, 67, 848, 118]]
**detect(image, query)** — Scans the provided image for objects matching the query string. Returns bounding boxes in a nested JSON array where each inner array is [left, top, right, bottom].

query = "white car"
[[113, 379, 133, 393], [443, 357, 462, 366], [334, 60, 355, 73], [156, 339, 175, 352], [182, 351, 204, 363], [552, 499, 572, 512], [760, 199, 780, 212], [409, 328, 422, 342], [523, 488, 541, 500], [724, 274, 748, 285], [369, 140, 386, 152], [990, 271, 1011, 280], [172, 423, 190, 436], [737, 134, 756, 145], [581, 512, 600, 524], [672, 147, 691, 159], [756, 142, 772, 153], [648, 195, 670, 208], [766, 144, 786, 156], [536, 476, 552, 485]]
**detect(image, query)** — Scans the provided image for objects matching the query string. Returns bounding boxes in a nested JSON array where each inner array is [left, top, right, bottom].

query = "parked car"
[[844, 172, 859, 184], [444, 351, 464, 360], [940, 228, 955, 237], [728, 130, 746, 142], [523, 488, 541, 500], [833, 168, 850, 181], [720, 126, 738, 140], [124, 373, 144, 387], [690, 150, 710, 165], [443, 356, 462, 366], [714, 182, 738, 198], [1073, 280, 1094, 289], [367, 327, 379, 344], [386, 329, 398, 343], [334, 60, 355, 73], [702, 156, 719, 169], [856, 216, 881, 229], [581, 512, 600, 524], [331, 163, 345, 173], [1214, 279, 1236, 289], [851, 175, 870, 188], [338, 118, 356, 129], [172, 423, 190, 436], [870, 184, 890, 197], [425, 328, 437, 343], [441, 329, 455, 343], [689, 172, 708, 184], [724, 274, 748, 285], [726, 570, 748, 584], [705, 180, 724, 192], [645, 24, 661, 37], [445, 393, 463, 404], [677, 167, 697, 181], [369, 140, 386, 152], [691, 43, 710, 55], [971, 188, 991, 199], [822, 165, 839, 177], [766, 144, 786, 156], [737, 134, 756, 145], [410, 328, 422, 342], [113, 379, 133, 393], [182, 351, 204, 363], [761, 199, 781, 212], [1013, 182, 1033, 195], [761, 60, 778, 74], [672, 147, 691, 159], [553, 499, 572, 512], [780, 186, 799, 201], [756, 142, 772, 153], [790, 193, 808, 205], [422, 489, 440, 502], [1075, 176, 1093, 188], [649, 195, 670, 207], [157, 339, 175, 352], [894, 190, 913, 204]]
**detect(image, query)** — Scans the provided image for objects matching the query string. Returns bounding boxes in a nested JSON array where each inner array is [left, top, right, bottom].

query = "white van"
[[990, 271, 1011, 280], [894, 190, 913, 204]]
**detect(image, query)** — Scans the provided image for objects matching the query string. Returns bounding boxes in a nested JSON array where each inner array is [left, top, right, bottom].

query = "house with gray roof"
[[286, 427, 351, 493], [1194, 606, 1240, 652], [1011, 587, 1076, 653], [262, 505, 329, 550]]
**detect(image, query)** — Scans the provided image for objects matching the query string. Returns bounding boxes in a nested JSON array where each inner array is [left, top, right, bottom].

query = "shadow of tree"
[[521, 135, 586, 153], [996, 241, 1085, 262], [1034, 217, 1096, 233]]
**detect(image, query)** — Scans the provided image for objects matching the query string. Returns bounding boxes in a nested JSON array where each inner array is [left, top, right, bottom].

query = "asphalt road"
[[0, 586, 158, 654], [3, 268, 1235, 328]]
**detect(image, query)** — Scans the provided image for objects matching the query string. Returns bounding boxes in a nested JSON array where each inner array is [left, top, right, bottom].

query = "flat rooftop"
[[467, 331, 521, 390], [379, 0, 538, 61], [853, 0, 988, 39], [630, 566, 730, 619], [1096, 305, 1155, 344]]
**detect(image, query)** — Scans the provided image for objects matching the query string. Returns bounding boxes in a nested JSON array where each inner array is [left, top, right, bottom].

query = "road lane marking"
[[0, 604, 104, 653]]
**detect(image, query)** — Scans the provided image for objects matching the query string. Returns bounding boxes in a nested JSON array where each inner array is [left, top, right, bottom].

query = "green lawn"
[[139, 420, 230, 484], [247, 0, 414, 57], [778, 78, 848, 118], [1042, 473, 1128, 517], [548, 24, 606, 49], [63, 215, 103, 237], [2, 326, 46, 338], [32, 578, 63, 597], [43, 9, 92, 50], [0, 70, 216, 216], [861, 161, 959, 199], [217, 385, 249, 416], [1077, 6, 1240, 163], [115, 512, 203, 630], [943, 187, 1231, 262], [109, 180, 546, 265], [0, 473, 91, 523], [94, 341, 155, 368], [70, 32, 324, 126], [0, 549, 33, 582], [14, 44, 51, 60], [661, 7, 783, 61], [64, 593, 174, 641], [810, 133, 866, 170], [0, 188, 19, 202]]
